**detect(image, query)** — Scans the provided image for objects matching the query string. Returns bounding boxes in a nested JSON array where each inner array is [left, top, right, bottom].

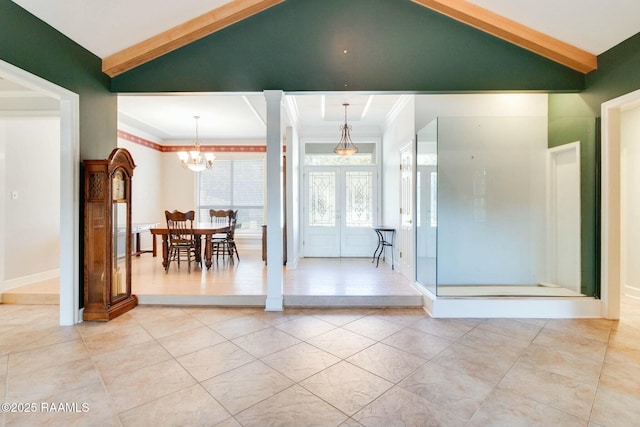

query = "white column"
[[264, 90, 284, 311], [59, 97, 81, 325]]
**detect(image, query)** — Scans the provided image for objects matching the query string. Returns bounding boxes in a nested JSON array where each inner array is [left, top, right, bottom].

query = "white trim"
[[546, 141, 581, 293], [3, 269, 60, 290], [600, 89, 640, 319], [0, 111, 60, 117], [385, 95, 413, 129], [0, 59, 81, 326], [416, 282, 601, 318], [425, 295, 602, 318], [264, 90, 284, 311], [624, 285, 640, 300]]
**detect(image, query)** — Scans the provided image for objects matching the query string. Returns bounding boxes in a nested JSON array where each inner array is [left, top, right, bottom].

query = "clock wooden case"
[[83, 148, 138, 321]]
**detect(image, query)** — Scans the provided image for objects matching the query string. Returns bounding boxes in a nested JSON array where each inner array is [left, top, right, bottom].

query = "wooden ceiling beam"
[[412, 0, 597, 73], [102, 0, 285, 77]]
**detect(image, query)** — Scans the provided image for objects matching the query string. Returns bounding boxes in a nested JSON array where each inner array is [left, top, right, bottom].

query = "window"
[[198, 157, 264, 235], [304, 143, 376, 165]]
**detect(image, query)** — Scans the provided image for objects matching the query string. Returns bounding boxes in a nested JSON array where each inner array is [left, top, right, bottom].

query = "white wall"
[[0, 121, 5, 289], [382, 97, 415, 229], [286, 126, 300, 267], [160, 152, 198, 214], [117, 132, 166, 251], [2, 117, 60, 283], [118, 126, 199, 251], [118, 128, 268, 251], [621, 106, 640, 298]]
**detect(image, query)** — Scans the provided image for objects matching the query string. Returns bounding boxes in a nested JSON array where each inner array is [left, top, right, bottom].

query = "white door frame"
[[303, 165, 378, 257], [601, 88, 640, 319], [399, 143, 415, 279], [0, 59, 80, 325], [546, 142, 581, 293]]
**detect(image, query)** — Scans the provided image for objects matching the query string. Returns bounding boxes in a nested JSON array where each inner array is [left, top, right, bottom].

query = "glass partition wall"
[[416, 120, 438, 295], [416, 116, 587, 297]]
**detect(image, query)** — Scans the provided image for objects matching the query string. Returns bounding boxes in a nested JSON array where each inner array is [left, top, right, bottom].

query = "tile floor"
[[0, 294, 639, 426]]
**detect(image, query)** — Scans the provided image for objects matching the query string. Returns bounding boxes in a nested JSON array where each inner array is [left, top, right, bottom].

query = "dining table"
[[150, 223, 231, 270]]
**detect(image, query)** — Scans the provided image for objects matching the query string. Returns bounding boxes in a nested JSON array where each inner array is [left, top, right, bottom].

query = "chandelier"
[[177, 115, 215, 172], [334, 103, 358, 156]]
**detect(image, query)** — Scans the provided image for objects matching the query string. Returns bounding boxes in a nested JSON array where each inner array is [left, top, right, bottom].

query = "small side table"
[[372, 226, 395, 269], [131, 223, 159, 257]]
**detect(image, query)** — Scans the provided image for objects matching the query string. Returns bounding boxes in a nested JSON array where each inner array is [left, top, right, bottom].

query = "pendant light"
[[334, 103, 358, 156], [177, 115, 215, 172]]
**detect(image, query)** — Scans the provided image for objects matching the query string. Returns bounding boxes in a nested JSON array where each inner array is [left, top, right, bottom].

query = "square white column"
[[264, 90, 284, 311]]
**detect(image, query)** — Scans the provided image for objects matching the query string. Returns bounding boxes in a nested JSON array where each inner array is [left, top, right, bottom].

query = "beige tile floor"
[[1, 292, 639, 426]]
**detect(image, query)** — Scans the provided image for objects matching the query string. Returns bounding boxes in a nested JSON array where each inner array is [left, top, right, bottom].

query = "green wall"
[[0, 0, 116, 160], [548, 94, 599, 296], [547, 33, 640, 298], [583, 32, 640, 113], [112, 0, 585, 93], [7, 0, 640, 304], [1, 0, 117, 309]]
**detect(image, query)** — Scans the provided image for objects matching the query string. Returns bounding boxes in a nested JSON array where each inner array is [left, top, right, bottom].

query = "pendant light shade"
[[334, 103, 358, 156]]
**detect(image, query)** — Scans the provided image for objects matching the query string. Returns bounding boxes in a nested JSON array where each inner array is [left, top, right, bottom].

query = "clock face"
[[112, 170, 125, 200]]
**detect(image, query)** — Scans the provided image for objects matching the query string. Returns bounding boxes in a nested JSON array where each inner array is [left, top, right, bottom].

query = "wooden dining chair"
[[211, 210, 240, 262], [209, 209, 232, 225], [209, 209, 231, 257], [164, 210, 198, 273]]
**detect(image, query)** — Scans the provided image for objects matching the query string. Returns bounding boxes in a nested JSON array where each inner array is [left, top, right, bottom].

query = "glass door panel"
[[304, 166, 378, 257], [341, 168, 377, 257], [111, 201, 128, 302], [304, 169, 340, 257]]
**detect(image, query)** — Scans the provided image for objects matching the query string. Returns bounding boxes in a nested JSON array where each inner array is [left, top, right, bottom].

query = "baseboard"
[[416, 284, 603, 318], [623, 285, 640, 300], [235, 236, 261, 251], [3, 269, 59, 291]]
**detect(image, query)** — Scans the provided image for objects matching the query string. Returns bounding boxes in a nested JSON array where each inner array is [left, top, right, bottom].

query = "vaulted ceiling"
[[8, 0, 640, 142], [12, 0, 640, 69]]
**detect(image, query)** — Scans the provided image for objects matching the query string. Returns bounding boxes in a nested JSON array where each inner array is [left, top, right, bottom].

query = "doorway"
[[303, 166, 378, 257], [0, 59, 80, 325], [620, 105, 640, 300], [547, 142, 581, 293], [601, 88, 640, 319]]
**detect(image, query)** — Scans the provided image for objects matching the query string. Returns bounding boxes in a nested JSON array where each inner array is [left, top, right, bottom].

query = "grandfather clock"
[[83, 148, 138, 321]]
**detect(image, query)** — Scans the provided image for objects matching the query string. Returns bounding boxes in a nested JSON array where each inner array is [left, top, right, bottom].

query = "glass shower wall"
[[416, 119, 438, 295], [435, 116, 548, 295]]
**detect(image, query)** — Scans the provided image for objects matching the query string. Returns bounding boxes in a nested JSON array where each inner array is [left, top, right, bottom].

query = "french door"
[[303, 166, 378, 257]]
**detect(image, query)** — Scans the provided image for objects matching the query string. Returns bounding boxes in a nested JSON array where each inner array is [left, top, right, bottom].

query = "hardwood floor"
[[2, 249, 424, 307]]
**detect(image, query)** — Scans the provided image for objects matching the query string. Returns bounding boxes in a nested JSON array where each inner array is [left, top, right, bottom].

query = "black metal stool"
[[372, 226, 395, 269]]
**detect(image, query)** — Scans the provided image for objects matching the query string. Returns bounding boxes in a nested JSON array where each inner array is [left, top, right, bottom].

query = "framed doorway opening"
[[0, 59, 80, 325], [302, 142, 379, 258]]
